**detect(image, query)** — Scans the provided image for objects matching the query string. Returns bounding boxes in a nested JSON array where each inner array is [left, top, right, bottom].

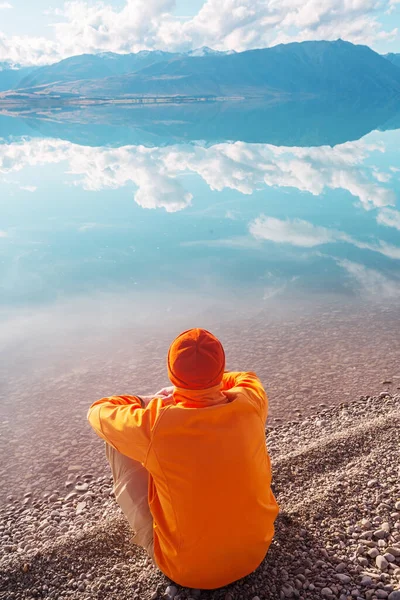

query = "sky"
[[0, 0, 400, 65]]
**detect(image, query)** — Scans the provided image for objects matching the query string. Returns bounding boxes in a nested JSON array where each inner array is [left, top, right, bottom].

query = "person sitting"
[[87, 328, 279, 589]]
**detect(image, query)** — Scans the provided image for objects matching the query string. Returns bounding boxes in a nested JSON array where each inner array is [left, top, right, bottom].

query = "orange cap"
[[167, 328, 225, 390]]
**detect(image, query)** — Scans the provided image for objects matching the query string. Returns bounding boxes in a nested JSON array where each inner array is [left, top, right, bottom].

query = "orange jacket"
[[87, 371, 279, 589]]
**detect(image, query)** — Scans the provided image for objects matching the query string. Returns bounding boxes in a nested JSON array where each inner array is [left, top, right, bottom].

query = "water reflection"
[[0, 101, 400, 346], [1, 96, 400, 147], [1, 125, 399, 308], [1, 106, 400, 500]]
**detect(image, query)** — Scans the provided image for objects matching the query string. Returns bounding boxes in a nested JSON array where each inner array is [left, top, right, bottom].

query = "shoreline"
[[1, 393, 399, 600], [1, 298, 400, 505]]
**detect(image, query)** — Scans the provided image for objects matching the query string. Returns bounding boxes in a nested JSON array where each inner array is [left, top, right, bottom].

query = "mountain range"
[[1, 40, 400, 101]]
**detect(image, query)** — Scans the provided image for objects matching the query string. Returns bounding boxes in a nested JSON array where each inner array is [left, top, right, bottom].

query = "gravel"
[[0, 393, 399, 600]]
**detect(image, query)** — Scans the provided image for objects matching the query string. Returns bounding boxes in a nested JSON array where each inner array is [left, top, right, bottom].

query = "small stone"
[[48, 494, 58, 502], [362, 519, 372, 529], [367, 480, 378, 488], [76, 501, 87, 515], [360, 530, 374, 539], [321, 588, 333, 597], [388, 592, 400, 600], [335, 574, 351, 584], [165, 586, 178, 599], [252, 597, 261, 600], [395, 502, 400, 511], [377, 555, 389, 571], [387, 547, 400, 557], [375, 529, 389, 539], [22, 563, 29, 573], [376, 592, 388, 599], [368, 548, 379, 558], [384, 553, 396, 563], [75, 483, 89, 493], [65, 492, 77, 502], [282, 585, 294, 598]]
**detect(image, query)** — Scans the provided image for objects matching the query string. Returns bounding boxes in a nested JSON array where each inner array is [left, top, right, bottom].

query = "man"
[[87, 328, 279, 589]]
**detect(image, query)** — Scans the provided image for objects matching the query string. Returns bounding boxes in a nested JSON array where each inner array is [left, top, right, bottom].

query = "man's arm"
[[87, 395, 164, 464], [221, 371, 268, 423]]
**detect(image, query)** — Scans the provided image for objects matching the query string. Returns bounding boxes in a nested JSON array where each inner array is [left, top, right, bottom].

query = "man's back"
[[88, 330, 279, 589], [88, 370, 279, 589], [146, 378, 278, 588]]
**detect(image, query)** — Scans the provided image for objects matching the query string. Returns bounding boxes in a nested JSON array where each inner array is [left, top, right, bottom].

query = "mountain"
[[6, 40, 400, 101], [16, 51, 177, 89], [15, 48, 233, 89], [0, 63, 38, 92], [186, 46, 235, 57], [385, 53, 400, 69]]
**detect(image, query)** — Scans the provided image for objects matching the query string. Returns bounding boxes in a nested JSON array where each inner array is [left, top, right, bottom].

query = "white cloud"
[[0, 230, 8, 237], [376, 207, 400, 230], [248, 215, 400, 261], [337, 259, 400, 298], [0, 2, 12, 9], [0, 0, 398, 65], [169, 139, 396, 211], [0, 136, 396, 215], [249, 216, 338, 247], [0, 33, 59, 66], [181, 236, 262, 249], [20, 185, 37, 192], [0, 139, 192, 212], [372, 168, 392, 183]]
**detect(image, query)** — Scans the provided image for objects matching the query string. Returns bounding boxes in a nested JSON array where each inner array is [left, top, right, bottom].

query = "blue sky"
[[0, 0, 399, 65]]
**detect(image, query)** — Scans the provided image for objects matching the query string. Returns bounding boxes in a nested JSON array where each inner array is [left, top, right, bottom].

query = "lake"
[[1, 99, 400, 500]]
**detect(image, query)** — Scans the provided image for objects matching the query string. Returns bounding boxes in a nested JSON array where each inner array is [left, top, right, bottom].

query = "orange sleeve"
[[222, 371, 268, 423], [87, 395, 163, 464]]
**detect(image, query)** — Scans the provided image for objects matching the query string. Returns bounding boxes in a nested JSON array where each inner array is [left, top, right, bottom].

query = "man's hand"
[[155, 386, 174, 398], [140, 387, 175, 407]]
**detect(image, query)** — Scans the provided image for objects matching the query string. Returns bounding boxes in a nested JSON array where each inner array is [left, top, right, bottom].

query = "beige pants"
[[105, 444, 155, 560]]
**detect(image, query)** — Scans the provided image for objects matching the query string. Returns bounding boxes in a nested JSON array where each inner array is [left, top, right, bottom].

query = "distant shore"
[[1, 393, 399, 600]]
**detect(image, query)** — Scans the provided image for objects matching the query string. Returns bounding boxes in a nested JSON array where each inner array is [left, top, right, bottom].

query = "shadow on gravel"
[[0, 510, 341, 600]]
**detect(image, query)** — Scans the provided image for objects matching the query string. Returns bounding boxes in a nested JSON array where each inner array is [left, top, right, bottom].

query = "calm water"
[[1, 102, 400, 312], [1, 100, 400, 498]]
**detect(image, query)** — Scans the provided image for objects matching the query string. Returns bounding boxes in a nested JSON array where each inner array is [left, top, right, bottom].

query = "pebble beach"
[[1, 392, 399, 600]]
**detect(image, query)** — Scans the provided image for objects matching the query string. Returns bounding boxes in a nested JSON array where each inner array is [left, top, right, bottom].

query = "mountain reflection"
[[1, 96, 400, 148]]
